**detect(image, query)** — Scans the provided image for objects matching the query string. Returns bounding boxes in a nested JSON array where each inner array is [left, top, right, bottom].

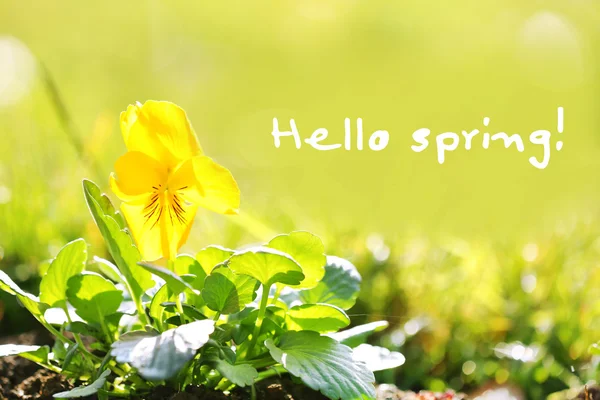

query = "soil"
[[375, 385, 465, 400], [139, 377, 328, 400], [576, 386, 600, 400], [0, 331, 71, 400], [139, 382, 466, 400], [2, 332, 598, 400]]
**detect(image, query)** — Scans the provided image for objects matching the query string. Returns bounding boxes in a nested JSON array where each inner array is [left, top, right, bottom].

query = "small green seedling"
[[0, 179, 404, 399]]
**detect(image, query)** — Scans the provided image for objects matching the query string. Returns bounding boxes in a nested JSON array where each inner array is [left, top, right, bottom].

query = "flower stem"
[[42, 320, 73, 346], [270, 285, 282, 305], [247, 284, 271, 357], [96, 304, 113, 344], [175, 295, 186, 325], [20, 353, 62, 373], [98, 389, 130, 398], [63, 306, 94, 366], [255, 365, 287, 383], [206, 371, 224, 389], [42, 318, 147, 387], [215, 378, 234, 391], [244, 355, 277, 369], [168, 257, 186, 325], [131, 291, 149, 326]]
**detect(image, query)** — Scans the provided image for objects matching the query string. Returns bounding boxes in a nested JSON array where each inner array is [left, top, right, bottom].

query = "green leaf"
[[196, 245, 235, 275], [53, 369, 111, 398], [139, 262, 198, 295], [265, 331, 375, 400], [38, 259, 51, 277], [0, 344, 50, 368], [286, 304, 350, 333], [211, 324, 234, 343], [52, 339, 90, 374], [202, 266, 259, 314], [283, 256, 361, 310], [92, 256, 126, 285], [267, 231, 326, 289], [589, 342, 600, 355], [227, 247, 304, 287], [149, 284, 171, 328], [111, 320, 215, 380], [328, 321, 389, 348], [18, 296, 49, 321], [52, 339, 69, 361], [214, 360, 258, 387], [23, 347, 51, 367], [62, 343, 80, 370], [66, 274, 123, 324], [66, 322, 102, 339], [234, 306, 286, 345], [0, 344, 42, 357], [82, 177, 126, 229], [83, 179, 153, 304], [39, 239, 87, 308], [0, 270, 27, 296], [163, 316, 184, 327], [160, 302, 207, 320], [0, 270, 48, 319], [352, 344, 405, 372], [174, 255, 206, 291], [240, 305, 287, 326], [105, 312, 124, 331], [200, 340, 258, 387]]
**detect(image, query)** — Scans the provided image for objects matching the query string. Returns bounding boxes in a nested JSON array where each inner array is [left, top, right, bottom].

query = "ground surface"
[[0, 332, 71, 400], [2, 332, 596, 400]]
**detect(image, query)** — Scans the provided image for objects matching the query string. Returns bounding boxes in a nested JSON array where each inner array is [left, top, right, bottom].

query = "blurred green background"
[[1, 1, 599, 398]]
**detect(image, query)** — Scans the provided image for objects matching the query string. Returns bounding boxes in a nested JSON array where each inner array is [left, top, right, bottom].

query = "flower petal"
[[121, 200, 164, 262], [166, 158, 197, 199], [121, 195, 198, 262], [110, 151, 168, 204], [120, 101, 203, 169], [168, 156, 240, 215], [166, 196, 198, 259]]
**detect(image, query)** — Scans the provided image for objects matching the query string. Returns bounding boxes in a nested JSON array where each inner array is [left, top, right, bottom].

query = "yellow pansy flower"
[[110, 100, 240, 261]]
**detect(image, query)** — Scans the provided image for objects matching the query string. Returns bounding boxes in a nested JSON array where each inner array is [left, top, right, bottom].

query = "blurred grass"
[[336, 218, 600, 397], [0, 0, 599, 397]]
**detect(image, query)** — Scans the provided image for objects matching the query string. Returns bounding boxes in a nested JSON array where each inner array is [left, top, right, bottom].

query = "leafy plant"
[[0, 179, 403, 399]]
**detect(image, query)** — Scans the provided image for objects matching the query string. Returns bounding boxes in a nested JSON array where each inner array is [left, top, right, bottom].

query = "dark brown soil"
[[0, 331, 72, 400], [141, 385, 241, 400], [576, 385, 600, 400], [140, 377, 328, 400], [5, 369, 72, 400], [140, 382, 466, 400]]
